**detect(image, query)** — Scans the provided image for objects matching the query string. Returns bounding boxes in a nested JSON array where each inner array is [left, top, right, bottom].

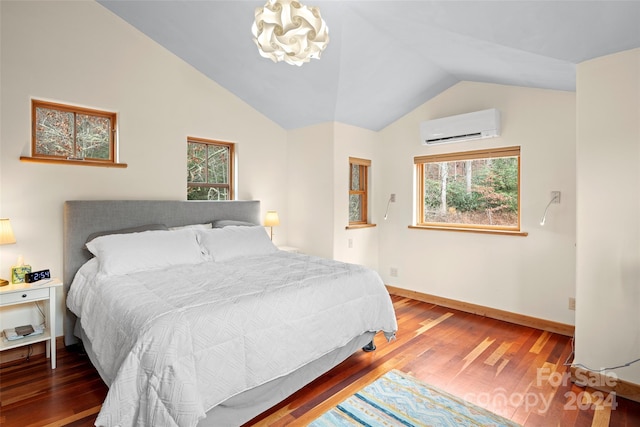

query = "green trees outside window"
[[32, 100, 115, 163], [349, 157, 370, 225], [187, 137, 234, 200], [415, 146, 521, 231]]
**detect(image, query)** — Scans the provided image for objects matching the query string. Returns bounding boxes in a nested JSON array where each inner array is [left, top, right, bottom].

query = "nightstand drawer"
[[0, 287, 49, 305]]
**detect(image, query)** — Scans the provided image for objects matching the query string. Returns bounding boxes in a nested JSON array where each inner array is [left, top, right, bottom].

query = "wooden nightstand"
[[0, 278, 62, 369]]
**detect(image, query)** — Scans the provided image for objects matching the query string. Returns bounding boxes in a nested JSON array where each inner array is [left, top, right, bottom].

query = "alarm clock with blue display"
[[24, 269, 51, 283]]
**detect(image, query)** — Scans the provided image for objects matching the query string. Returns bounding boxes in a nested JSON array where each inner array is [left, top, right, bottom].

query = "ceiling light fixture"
[[251, 0, 329, 66]]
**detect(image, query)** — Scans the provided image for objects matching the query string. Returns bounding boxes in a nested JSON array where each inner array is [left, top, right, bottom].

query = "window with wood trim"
[[414, 146, 521, 232], [30, 99, 118, 165], [349, 157, 371, 225], [187, 137, 235, 200]]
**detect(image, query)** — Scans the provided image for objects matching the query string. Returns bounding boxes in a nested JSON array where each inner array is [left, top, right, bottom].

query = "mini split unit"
[[420, 108, 501, 145]]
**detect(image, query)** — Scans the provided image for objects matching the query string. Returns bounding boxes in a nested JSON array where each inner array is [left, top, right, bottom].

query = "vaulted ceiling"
[[97, 0, 640, 131]]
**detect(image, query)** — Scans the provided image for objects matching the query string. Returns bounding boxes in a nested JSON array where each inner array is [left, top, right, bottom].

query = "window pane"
[[350, 164, 360, 191], [422, 156, 518, 227], [187, 186, 229, 201], [207, 145, 229, 184], [76, 114, 111, 159], [349, 194, 362, 222], [208, 187, 229, 200], [35, 107, 74, 157], [187, 143, 207, 183]]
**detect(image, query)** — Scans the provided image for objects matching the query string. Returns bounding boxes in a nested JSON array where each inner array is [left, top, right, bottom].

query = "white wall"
[[378, 82, 577, 325], [575, 48, 640, 385], [332, 122, 380, 269], [0, 0, 287, 336], [286, 123, 335, 258], [286, 121, 381, 267]]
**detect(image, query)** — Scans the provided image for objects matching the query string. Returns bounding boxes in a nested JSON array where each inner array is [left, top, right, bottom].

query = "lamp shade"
[[264, 211, 280, 227], [251, 0, 329, 66], [0, 218, 16, 245]]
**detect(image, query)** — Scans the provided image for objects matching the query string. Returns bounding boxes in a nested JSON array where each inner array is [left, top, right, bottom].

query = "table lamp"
[[0, 218, 17, 286], [264, 211, 280, 241]]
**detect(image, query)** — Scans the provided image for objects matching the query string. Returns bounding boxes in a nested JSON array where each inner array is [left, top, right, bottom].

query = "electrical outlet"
[[348, 238, 353, 249], [390, 267, 398, 277], [551, 191, 561, 204], [568, 297, 576, 311], [390, 194, 396, 203]]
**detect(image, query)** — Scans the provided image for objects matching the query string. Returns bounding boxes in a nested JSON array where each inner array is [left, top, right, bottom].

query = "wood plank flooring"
[[1, 295, 639, 426]]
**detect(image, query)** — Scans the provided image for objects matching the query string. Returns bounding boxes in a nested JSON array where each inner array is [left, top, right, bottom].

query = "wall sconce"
[[540, 191, 561, 226], [264, 210, 280, 240], [383, 193, 396, 220], [0, 218, 17, 286]]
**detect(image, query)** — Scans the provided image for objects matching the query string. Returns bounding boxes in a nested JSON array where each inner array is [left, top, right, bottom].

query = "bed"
[[63, 200, 397, 427]]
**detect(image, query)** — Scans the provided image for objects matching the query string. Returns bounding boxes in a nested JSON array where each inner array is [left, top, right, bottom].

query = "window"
[[26, 99, 121, 167], [348, 157, 371, 227], [414, 146, 524, 234], [187, 137, 234, 200]]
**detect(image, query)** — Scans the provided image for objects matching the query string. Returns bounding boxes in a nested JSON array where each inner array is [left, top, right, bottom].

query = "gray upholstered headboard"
[[63, 200, 260, 345]]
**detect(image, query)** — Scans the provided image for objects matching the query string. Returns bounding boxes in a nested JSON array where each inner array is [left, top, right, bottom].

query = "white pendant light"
[[251, 0, 329, 66]]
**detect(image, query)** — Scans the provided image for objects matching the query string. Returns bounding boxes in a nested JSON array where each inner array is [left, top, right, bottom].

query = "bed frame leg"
[[362, 340, 376, 352]]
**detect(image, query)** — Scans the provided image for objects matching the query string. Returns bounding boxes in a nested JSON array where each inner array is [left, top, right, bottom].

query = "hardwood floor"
[[1, 295, 639, 426]]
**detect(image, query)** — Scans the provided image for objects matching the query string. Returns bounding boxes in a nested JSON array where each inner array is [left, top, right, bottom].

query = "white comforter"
[[67, 251, 397, 427]]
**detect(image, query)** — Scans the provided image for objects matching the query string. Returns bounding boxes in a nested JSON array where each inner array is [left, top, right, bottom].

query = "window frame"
[[22, 99, 124, 168], [413, 146, 527, 236], [348, 157, 374, 228], [187, 136, 235, 201]]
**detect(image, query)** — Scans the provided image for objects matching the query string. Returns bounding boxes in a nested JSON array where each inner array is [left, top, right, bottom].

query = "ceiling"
[[97, 0, 640, 131]]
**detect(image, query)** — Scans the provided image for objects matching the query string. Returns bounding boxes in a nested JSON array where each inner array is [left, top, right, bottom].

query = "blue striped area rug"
[[309, 370, 520, 427]]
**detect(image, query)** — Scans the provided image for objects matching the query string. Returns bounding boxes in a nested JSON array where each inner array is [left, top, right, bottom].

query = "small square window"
[[31, 100, 117, 164], [187, 137, 235, 200]]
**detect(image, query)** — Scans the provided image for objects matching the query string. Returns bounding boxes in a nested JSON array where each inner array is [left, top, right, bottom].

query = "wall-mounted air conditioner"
[[420, 108, 501, 145]]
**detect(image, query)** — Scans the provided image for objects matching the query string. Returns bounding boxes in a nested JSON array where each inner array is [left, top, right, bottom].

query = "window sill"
[[20, 156, 128, 168], [408, 225, 528, 237], [345, 223, 377, 230]]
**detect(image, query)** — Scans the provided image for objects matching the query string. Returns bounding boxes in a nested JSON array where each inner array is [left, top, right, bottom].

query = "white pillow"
[[86, 229, 205, 275], [168, 223, 212, 231], [198, 226, 277, 261], [212, 220, 257, 228]]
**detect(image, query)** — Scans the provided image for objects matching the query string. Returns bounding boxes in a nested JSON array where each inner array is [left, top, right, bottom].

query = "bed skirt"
[[78, 326, 375, 426]]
